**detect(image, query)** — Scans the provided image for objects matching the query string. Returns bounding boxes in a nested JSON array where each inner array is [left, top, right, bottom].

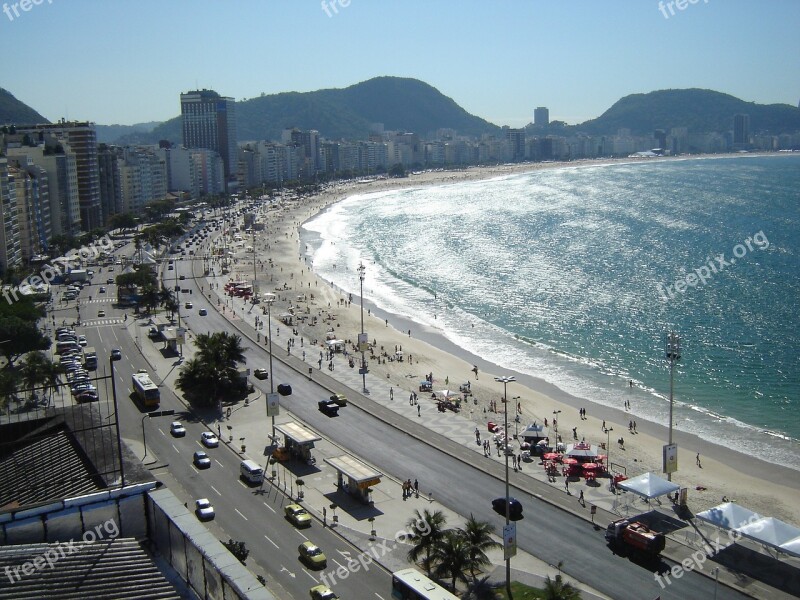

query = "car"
[[170, 421, 186, 437], [98, 309, 106, 317], [78, 335, 87, 347], [199, 308, 207, 316], [193, 451, 211, 469], [75, 390, 99, 403], [195, 498, 215, 520], [329, 393, 348, 407], [284, 504, 311, 528], [201, 432, 219, 448], [168, 264, 174, 270], [185, 302, 193, 309], [107, 278, 114, 284], [179, 275, 185, 280], [309, 585, 339, 600], [492, 497, 524, 520], [111, 348, 122, 360], [137, 368, 148, 374], [107, 266, 114, 272], [148, 326, 160, 338], [253, 368, 269, 380], [71, 383, 97, 396], [99, 286, 106, 293], [298, 541, 327, 569]]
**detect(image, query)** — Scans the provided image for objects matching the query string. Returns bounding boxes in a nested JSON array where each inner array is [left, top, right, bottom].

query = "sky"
[[1, 1, 799, 129]]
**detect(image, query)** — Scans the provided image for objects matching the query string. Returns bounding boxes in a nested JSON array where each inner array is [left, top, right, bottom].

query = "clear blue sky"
[[2, 0, 798, 128]]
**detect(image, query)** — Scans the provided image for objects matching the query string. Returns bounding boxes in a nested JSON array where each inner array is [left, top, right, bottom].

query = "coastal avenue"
[[61, 219, 752, 600]]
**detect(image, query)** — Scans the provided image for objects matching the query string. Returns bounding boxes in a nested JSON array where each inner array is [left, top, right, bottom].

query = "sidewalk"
[[125, 254, 794, 600]]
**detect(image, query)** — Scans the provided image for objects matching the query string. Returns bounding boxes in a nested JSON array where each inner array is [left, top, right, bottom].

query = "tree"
[[222, 539, 249, 564], [0, 316, 51, 367], [19, 351, 63, 405], [176, 332, 248, 407], [0, 368, 19, 411], [431, 530, 471, 592], [458, 514, 500, 580], [542, 563, 582, 600], [108, 212, 137, 232], [406, 509, 448, 576], [388, 163, 406, 178]]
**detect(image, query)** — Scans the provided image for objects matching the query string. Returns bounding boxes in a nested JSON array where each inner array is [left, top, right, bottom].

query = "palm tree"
[[20, 352, 64, 407], [458, 514, 500, 580], [0, 368, 19, 413], [431, 530, 470, 593], [406, 509, 447, 576], [177, 332, 247, 407], [542, 563, 582, 600]]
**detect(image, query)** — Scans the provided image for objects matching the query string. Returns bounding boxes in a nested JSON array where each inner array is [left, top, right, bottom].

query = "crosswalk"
[[80, 319, 124, 327]]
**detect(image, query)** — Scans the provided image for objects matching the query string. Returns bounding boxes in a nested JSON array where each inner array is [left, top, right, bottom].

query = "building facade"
[[180, 90, 237, 186]]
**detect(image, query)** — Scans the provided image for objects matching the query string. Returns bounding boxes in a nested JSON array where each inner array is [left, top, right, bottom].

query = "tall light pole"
[[606, 426, 613, 479], [264, 293, 276, 442], [357, 262, 368, 394], [665, 332, 681, 481], [495, 375, 516, 600], [552, 409, 561, 450], [109, 352, 124, 486]]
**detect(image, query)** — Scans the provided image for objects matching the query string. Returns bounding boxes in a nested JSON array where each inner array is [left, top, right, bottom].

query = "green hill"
[[123, 77, 501, 145], [0, 88, 48, 126], [575, 88, 800, 135]]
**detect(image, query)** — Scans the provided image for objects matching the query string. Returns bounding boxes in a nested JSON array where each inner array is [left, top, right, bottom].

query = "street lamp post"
[[264, 293, 276, 441], [606, 427, 614, 483], [357, 262, 368, 394], [109, 352, 124, 486], [552, 409, 562, 451], [495, 375, 516, 600], [665, 332, 681, 481]]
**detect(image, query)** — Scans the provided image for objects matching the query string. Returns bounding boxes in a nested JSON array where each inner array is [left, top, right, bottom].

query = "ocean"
[[301, 155, 800, 469]]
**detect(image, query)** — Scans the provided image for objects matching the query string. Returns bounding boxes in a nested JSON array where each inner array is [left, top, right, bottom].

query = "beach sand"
[[229, 157, 800, 526]]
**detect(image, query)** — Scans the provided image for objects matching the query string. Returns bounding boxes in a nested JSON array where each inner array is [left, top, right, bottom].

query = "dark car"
[[253, 368, 269, 380], [492, 497, 523, 520], [111, 348, 122, 361]]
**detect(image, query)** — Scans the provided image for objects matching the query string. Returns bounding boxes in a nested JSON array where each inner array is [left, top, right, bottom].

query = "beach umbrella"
[[562, 457, 578, 465], [543, 452, 561, 461]]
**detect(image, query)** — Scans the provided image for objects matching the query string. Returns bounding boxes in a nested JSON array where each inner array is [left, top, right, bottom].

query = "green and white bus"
[[391, 569, 459, 600]]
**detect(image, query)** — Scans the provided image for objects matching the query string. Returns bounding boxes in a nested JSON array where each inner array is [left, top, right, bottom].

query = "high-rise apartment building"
[[118, 147, 167, 214], [7, 157, 51, 262], [98, 144, 123, 220], [534, 107, 550, 127], [0, 158, 23, 273], [733, 114, 750, 151], [16, 121, 102, 232], [180, 90, 237, 185]]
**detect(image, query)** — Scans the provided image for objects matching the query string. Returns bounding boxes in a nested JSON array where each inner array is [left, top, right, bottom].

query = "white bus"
[[131, 373, 160, 407], [391, 569, 459, 600]]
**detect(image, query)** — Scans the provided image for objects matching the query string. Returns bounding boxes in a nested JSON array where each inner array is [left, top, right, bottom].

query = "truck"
[[83, 347, 98, 370], [67, 269, 89, 282], [605, 518, 665, 559]]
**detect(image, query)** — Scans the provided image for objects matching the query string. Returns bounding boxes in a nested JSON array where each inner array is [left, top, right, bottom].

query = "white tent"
[[618, 472, 680, 500], [696, 502, 761, 530], [735, 517, 800, 550]]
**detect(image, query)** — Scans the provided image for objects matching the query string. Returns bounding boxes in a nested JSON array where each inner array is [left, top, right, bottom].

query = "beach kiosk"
[[325, 339, 346, 353], [325, 455, 383, 504], [274, 421, 322, 463]]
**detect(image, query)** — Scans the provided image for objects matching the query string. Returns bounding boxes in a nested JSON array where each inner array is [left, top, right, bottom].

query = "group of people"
[[401, 478, 419, 499]]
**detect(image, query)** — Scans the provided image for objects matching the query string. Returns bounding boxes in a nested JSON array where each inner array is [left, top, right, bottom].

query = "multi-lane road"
[[49, 230, 756, 600]]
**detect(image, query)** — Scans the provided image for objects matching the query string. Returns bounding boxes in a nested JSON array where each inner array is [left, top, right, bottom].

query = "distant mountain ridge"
[[0, 88, 48, 126], [575, 88, 800, 136], [4, 80, 800, 146]]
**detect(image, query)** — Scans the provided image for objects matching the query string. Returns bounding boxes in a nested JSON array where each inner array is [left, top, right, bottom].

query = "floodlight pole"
[[665, 332, 681, 481], [358, 262, 368, 394], [495, 375, 516, 600], [109, 353, 124, 486]]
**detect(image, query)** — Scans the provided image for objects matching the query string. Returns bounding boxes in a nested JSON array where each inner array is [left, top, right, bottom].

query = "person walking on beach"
[[696, 453, 702, 468], [579, 490, 585, 506], [414, 479, 419, 497], [390, 387, 394, 401], [417, 405, 421, 417], [602, 420, 606, 431]]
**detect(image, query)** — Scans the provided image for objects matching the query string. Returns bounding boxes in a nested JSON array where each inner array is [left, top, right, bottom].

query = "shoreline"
[[256, 154, 800, 526]]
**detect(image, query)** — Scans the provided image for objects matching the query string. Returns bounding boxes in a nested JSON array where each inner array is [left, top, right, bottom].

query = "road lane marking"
[[302, 569, 317, 583], [332, 559, 345, 570], [172, 444, 178, 452], [374, 595, 386, 600], [214, 459, 224, 467], [295, 530, 308, 541], [210, 485, 222, 496], [264, 534, 279, 549], [262, 502, 275, 514], [235, 508, 248, 521], [190, 466, 198, 473]]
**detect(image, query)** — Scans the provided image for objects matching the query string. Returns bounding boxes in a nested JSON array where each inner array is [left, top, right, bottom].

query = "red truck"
[[605, 518, 665, 558]]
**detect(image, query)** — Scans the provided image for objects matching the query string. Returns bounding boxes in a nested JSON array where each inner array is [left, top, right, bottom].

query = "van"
[[240, 459, 264, 484], [56, 340, 80, 355]]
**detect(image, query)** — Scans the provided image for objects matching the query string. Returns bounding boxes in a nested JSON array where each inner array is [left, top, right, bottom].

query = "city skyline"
[[1, 1, 799, 128]]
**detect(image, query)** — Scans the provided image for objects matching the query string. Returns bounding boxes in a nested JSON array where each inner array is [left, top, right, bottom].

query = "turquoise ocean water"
[[302, 155, 800, 469]]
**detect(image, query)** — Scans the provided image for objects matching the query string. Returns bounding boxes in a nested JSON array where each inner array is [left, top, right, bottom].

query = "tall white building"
[[0, 158, 23, 273], [118, 147, 167, 214], [180, 90, 237, 185]]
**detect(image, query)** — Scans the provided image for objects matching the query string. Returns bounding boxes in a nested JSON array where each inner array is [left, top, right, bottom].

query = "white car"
[[193, 451, 211, 469], [201, 432, 219, 448], [170, 422, 186, 437], [195, 498, 215, 520], [78, 335, 87, 347]]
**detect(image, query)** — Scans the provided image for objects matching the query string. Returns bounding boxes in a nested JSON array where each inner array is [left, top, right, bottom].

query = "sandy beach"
[[227, 156, 800, 527]]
